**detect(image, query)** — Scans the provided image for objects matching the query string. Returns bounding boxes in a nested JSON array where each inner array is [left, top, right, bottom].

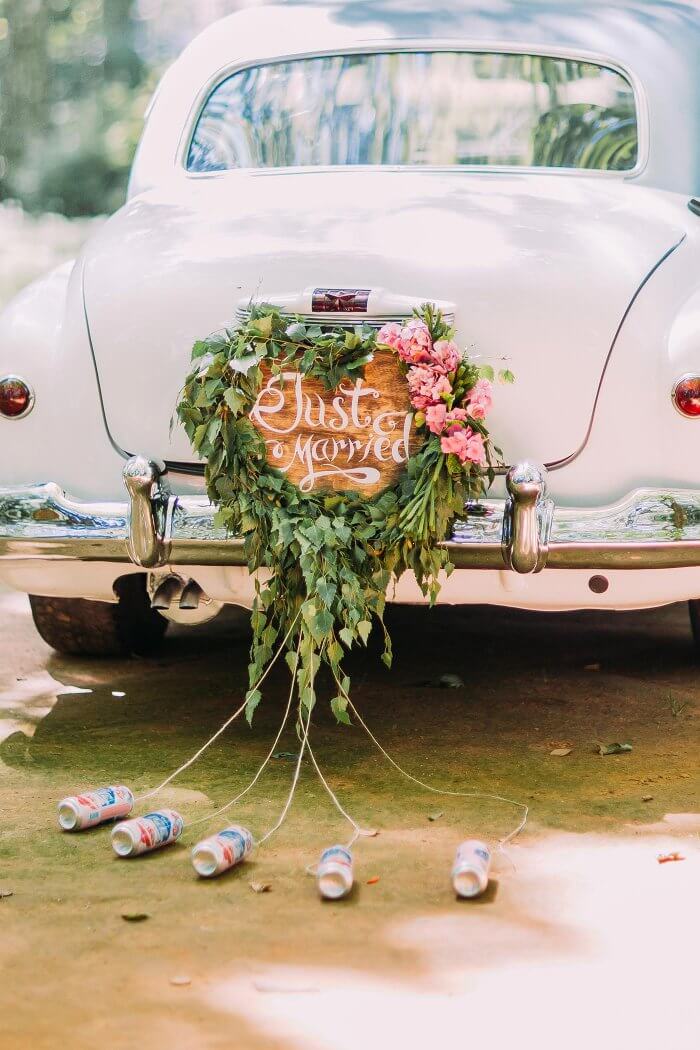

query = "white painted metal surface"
[[1, 2, 699, 612]]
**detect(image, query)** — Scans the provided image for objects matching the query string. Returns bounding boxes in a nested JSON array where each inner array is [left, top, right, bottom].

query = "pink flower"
[[430, 339, 461, 374], [440, 425, 486, 467], [468, 378, 493, 420], [464, 430, 487, 466], [440, 426, 470, 460], [425, 404, 467, 435], [398, 319, 433, 364], [407, 366, 451, 409], [376, 322, 403, 350], [425, 403, 447, 434]]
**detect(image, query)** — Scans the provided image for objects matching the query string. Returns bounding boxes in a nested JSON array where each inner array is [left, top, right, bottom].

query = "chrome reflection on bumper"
[[1, 458, 700, 573]]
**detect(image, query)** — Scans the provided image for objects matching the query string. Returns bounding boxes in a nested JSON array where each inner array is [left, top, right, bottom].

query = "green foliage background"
[[0, 0, 249, 216]]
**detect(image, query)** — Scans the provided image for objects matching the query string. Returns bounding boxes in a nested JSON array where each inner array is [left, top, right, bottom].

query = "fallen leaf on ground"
[[657, 852, 685, 864], [250, 881, 271, 894], [366, 876, 380, 885], [596, 742, 633, 756], [427, 811, 443, 821], [121, 912, 149, 922], [436, 673, 464, 689], [550, 747, 573, 757], [169, 975, 191, 987], [642, 795, 654, 802], [584, 663, 601, 671], [0, 889, 13, 900], [273, 751, 297, 760]]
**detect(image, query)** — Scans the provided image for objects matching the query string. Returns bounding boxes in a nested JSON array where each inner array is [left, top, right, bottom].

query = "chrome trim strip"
[[3, 469, 700, 573]]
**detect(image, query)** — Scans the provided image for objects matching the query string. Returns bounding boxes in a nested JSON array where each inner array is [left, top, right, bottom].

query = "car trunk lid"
[[82, 170, 686, 472]]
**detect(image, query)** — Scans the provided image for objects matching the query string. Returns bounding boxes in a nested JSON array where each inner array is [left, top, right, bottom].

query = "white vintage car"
[[2, 2, 700, 656]]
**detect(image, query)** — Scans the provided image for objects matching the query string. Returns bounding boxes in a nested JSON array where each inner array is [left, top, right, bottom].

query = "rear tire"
[[28, 575, 168, 657], [689, 600, 700, 652]]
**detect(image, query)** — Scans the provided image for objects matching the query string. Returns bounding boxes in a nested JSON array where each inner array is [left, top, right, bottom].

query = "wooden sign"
[[249, 351, 422, 496]]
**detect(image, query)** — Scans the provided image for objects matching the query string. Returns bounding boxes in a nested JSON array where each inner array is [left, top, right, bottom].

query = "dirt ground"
[[1, 588, 698, 1050]]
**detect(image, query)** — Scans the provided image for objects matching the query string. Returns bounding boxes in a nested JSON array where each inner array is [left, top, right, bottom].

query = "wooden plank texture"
[[250, 351, 422, 496]]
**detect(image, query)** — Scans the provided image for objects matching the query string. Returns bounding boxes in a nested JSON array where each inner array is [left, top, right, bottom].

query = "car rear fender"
[[0, 260, 126, 499]]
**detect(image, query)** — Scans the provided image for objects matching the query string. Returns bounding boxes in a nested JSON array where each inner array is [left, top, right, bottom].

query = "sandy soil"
[[0, 590, 698, 1049]]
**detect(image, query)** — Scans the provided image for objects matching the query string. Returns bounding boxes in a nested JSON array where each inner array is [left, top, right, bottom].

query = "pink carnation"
[[407, 366, 451, 410], [425, 404, 467, 435], [430, 339, 461, 375], [376, 322, 404, 351], [440, 425, 486, 467], [468, 378, 493, 420], [398, 319, 433, 364], [464, 430, 487, 466]]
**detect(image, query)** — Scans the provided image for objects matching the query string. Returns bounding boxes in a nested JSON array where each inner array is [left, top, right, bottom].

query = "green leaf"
[[330, 696, 352, 726], [339, 627, 354, 648], [245, 688, 262, 725], [357, 619, 372, 645], [312, 609, 334, 640], [254, 314, 273, 338], [316, 576, 336, 608]]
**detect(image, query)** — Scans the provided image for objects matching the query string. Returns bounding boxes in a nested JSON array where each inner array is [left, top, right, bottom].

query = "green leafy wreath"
[[177, 304, 510, 724]]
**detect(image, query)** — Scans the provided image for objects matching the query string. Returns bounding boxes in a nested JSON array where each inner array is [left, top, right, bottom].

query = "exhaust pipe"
[[179, 579, 204, 610], [150, 575, 184, 609]]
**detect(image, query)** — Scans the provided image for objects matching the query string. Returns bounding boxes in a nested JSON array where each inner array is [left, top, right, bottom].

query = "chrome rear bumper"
[[1, 457, 700, 573]]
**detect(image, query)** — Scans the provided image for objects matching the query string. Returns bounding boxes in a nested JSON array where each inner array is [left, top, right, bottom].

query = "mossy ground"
[[1, 592, 698, 1049]]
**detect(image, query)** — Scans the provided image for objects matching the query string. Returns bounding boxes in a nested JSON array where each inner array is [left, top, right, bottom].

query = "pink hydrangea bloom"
[[407, 366, 451, 410], [468, 378, 493, 420], [425, 403, 447, 434], [376, 322, 403, 350], [425, 404, 467, 435], [440, 425, 486, 467], [398, 319, 433, 364], [430, 339, 461, 375]]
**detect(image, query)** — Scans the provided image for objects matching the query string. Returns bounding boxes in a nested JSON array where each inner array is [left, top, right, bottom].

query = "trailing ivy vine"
[[177, 304, 506, 724]]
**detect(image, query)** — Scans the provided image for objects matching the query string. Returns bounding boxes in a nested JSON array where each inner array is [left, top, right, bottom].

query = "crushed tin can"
[[317, 845, 353, 900], [452, 839, 491, 898], [191, 824, 254, 878], [57, 785, 134, 831], [111, 809, 183, 858]]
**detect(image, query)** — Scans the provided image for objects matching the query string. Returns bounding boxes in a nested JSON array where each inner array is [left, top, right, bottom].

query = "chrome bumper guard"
[[1, 456, 700, 573]]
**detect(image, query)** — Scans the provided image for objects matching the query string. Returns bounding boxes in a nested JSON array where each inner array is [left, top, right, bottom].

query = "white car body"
[[1, 1, 700, 637]]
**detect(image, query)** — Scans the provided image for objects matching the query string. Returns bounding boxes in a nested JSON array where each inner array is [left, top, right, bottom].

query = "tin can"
[[452, 839, 491, 898], [111, 809, 183, 858], [191, 825, 254, 878], [58, 785, 134, 831], [317, 845, 353, 900]]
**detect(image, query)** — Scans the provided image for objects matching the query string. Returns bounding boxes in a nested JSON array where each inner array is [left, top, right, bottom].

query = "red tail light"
[[0, 375, 34, 419], [672, 375, 700, 418]]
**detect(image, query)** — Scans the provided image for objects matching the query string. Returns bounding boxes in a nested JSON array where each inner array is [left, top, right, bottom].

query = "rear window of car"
[[187, 51, 638, 174]]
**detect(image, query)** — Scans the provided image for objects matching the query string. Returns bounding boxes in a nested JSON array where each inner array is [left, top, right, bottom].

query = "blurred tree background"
[[0, 0, 261, 217]]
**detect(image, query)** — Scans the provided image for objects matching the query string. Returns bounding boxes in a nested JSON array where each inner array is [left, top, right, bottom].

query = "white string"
[[255, 697, 313, 848], [135, 612, 301, 804], [306, 737, 376, 848], [186, 634, 301, 830], [345, 696, 528, 849]]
